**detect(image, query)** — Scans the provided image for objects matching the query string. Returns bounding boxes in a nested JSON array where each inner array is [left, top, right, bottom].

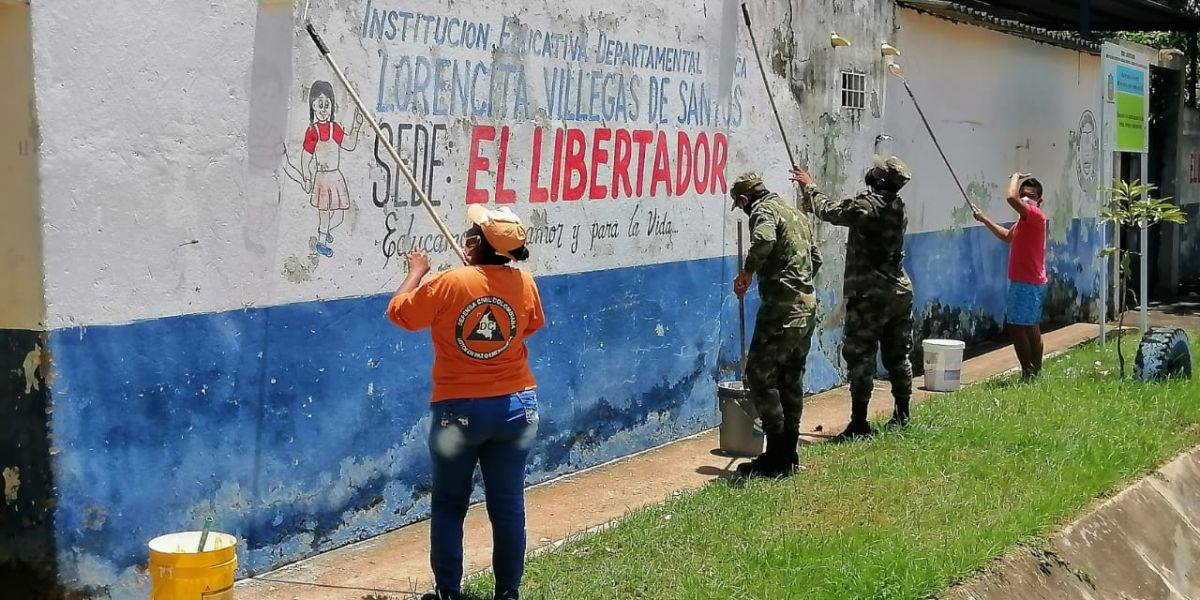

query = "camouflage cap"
[[729, 172, 764, 210], [869, 155, 912, 192]]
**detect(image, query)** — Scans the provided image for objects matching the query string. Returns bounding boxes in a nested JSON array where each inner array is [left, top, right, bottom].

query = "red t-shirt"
[[1007, 200, 1048, 285], [303, 122, 345, 154]]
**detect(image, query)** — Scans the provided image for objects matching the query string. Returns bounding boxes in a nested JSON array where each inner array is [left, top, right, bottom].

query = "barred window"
[[841, 71, 867, 111]]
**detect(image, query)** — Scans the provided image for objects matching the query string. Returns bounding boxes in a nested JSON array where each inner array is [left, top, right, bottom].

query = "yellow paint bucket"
[[147, 531, 238, 599]]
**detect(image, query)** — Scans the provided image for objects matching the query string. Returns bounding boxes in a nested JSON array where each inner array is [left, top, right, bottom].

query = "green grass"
[[465, 337, 1200, 599]]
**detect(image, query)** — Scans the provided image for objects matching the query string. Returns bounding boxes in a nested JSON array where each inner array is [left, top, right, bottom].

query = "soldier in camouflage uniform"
[[791, 156, 914, 441], [730, 172, 821, 478]]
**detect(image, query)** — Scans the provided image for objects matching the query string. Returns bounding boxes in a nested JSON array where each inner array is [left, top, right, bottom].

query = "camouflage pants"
[[843, 294, 914, 403], [745, 316, 815, 436]]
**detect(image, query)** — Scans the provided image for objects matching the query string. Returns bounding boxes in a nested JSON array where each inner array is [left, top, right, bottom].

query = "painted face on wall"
[[1077, 110, 1098, 190], [312, 93, 333, 123]]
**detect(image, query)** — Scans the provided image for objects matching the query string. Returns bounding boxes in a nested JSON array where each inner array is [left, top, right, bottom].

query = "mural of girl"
[[284, 80, 364, 257]]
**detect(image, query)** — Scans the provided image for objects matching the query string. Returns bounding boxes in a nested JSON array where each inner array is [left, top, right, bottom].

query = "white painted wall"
[[31, 0, 892, 328], [887, 10, 1102, 237], [0, 5, 44, 331], [30, 2, 260, 329]]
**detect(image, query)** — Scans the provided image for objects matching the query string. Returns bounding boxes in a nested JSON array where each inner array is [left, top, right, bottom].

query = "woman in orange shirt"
[[388, 205, 545, 600]]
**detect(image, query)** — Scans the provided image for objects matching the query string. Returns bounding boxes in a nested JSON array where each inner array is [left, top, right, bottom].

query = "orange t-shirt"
[[387, 265, 545, 402]]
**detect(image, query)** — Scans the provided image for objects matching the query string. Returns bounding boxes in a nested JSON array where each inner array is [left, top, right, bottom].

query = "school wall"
[[888, 9, 1104, 344], [26, 0, 894, 596]]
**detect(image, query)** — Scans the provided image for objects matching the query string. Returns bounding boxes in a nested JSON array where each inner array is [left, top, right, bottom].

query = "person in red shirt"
[[388, 206, 544, 600], [974, 173, 1049, 380]]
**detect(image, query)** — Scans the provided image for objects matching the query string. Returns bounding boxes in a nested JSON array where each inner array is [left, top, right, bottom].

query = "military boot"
[[736, 432, 787, 478], [832, 399, 874, 442], [782, 429, 802, 475], [885, 395, 911, 429]]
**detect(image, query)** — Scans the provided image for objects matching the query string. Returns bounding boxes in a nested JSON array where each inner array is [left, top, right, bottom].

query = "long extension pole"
[[741, 3, 797, 168], [303, 22, 467, 264], [737, 220, 746, 371], [889, 67, 978, 212], [740, 2, 821, 239]]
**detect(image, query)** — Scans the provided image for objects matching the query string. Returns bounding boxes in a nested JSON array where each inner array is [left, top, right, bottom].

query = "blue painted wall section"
[[906, 218, 1102, 351], [41, 219, 1101, 597], [48, 255, 841, 596]]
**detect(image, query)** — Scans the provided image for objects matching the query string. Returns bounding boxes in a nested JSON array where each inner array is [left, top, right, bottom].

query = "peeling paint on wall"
[[966, 179, 999, 211], [282, 253, 320, 283], [949, 204, 975, 232], [1051, 129, 1082, 241], [21, 345, 42, 393], [819, 113, 852, 197], [83, 507, 108, 531], [3, 467, 20, 504], [916, 301, 1003, 348]]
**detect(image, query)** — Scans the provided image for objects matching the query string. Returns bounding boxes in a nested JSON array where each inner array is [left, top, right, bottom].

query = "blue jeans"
[[429, 390, 539, 596]]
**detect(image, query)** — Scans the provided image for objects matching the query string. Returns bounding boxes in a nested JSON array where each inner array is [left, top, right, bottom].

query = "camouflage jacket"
[[744, 193, 820, 327], [805, 184, 913, 298]]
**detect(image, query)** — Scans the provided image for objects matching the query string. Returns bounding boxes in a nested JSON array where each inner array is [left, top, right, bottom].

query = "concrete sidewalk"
[[236, 323, 1106, 599]]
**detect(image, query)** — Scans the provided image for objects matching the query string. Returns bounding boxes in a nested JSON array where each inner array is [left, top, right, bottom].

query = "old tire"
[[1133, 327, 1193, 382]]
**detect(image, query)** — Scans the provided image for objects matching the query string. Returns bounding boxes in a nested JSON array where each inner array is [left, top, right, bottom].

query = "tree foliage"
[[1099, 1, 1200, 107], [1097, 179, 1187, 375], [1098, 178, 1186, 302]]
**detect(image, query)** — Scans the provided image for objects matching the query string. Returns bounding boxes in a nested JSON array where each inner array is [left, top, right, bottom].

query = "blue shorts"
[[1005, 281, 1047, 326]]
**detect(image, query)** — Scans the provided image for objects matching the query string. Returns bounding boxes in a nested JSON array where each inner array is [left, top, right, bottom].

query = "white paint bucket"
[[922, 339, 965, 392]]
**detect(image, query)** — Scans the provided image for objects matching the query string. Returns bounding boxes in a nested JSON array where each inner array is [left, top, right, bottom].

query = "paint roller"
[[886, 63, 979, 212], [298, 1, 468, 265]]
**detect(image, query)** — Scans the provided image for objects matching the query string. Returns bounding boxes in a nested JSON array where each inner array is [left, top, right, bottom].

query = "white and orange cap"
[[467, 205, 527, 259]]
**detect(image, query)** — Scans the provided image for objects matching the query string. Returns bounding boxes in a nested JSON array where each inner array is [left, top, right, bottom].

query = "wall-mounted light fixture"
[[881, 42, 900, 57], [831, 32, 851, 48]]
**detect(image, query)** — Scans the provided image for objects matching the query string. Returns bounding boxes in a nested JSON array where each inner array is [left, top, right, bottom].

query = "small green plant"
[[1098, 179, 1187, 376]]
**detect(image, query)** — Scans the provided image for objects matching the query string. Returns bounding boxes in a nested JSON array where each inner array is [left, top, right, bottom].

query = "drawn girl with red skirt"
[[284, 80, 363, 257]]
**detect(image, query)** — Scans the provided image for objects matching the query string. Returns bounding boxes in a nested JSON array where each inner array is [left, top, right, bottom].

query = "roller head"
[[305, 22, 330, 55]]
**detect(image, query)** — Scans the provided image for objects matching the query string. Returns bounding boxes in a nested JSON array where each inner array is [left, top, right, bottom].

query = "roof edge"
[[898, 0, 1101, 55]]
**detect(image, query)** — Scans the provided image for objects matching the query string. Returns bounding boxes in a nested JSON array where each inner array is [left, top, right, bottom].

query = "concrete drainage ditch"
[[946, 445, 1200, 600]]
